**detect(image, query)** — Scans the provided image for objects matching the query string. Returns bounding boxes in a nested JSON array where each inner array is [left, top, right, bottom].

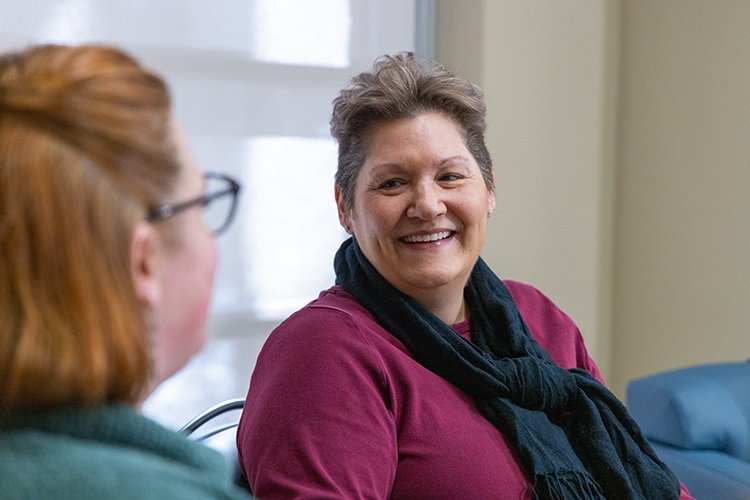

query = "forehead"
[[361, 113, 473, 171], [367, 112, 463, 146], [365, 113, 470, 164]]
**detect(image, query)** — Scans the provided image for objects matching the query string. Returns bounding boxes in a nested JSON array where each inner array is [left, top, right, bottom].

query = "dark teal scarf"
[[334, 238, 679, 499]]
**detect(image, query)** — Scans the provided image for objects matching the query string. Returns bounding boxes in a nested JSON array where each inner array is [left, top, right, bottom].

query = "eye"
[[379, 178, 405, 190], [439, 172, 463, 183]]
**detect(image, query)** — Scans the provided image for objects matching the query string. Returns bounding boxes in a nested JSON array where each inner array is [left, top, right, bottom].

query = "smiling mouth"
[[400, 231, 454, 243]]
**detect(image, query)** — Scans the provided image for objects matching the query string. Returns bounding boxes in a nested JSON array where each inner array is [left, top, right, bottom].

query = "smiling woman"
[[236, 52, 691, 499]]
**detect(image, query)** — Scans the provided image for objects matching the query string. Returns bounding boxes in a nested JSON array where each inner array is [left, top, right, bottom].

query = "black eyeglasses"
[[147, 172, 241, 236]]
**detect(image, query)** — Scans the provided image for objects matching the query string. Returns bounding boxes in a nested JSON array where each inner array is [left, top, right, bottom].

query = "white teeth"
[[402, 231, 452, 243]]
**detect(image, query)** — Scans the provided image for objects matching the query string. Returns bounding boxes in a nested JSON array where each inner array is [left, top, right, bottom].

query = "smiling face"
[[337, 112, 495, 321]]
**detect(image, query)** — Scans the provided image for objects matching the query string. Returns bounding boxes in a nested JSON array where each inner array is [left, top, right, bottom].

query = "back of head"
[[330, 51, 494, 210], [0, 44, 179, 410]]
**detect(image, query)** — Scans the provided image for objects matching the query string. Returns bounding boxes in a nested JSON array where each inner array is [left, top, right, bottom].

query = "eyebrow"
[[439, 155, 472, 165], [369, 155, 472, 171]]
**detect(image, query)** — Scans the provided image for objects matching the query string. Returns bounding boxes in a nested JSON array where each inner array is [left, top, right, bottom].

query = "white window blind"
[[0, 0, 432, 336]]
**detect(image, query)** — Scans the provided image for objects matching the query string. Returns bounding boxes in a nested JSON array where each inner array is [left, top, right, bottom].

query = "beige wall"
[[436, 0, 750, 397], [436, 0, 620, 379], [612, 0, 750, 395]]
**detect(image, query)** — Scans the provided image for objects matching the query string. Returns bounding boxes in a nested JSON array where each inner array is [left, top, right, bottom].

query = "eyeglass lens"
[[202, 175, 236, 234]]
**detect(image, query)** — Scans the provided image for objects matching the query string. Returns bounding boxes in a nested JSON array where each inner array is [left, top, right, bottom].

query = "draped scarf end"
[[532, 472, 605, 500]]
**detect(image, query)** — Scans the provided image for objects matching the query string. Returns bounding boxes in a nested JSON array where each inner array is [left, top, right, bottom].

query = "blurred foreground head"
[[0, 44, 213, 410]]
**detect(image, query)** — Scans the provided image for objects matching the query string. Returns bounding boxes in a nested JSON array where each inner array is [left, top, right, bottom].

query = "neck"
[[411, 288, 468, 325]]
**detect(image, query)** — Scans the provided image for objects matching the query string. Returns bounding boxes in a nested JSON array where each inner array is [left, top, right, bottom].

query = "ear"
[[131, 222, 162, 309], [334, 185, 352, 234]]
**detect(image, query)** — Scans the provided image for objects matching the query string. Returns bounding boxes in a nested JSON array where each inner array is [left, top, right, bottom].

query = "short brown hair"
[[0, 44, 179, 409], [330, 52, 494, 211]]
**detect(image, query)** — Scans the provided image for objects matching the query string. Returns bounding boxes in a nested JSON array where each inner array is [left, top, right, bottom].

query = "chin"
[[410, 266, 467, 287]]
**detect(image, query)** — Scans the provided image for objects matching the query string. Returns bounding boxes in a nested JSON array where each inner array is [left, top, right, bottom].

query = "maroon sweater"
[[237, 282, 691, 499]]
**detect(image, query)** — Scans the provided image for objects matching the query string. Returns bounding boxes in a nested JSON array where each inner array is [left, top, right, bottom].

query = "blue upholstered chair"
[[626, 361, 750, 499]]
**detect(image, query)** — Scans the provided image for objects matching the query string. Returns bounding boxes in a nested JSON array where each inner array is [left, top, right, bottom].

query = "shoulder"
[[275, 285, 373, 333], [502, 280, 603, 381], [249, 286, 395, 399], [0, 412, 248, 499], [503, 280, 572, 324], [239, 288, 401, 495], [260, 286, 396, 358], [503, 280, 578, 346]]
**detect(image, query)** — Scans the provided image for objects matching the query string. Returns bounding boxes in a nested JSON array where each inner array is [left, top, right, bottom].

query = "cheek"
[[170, 236, 217, 335], [457, 192, 491, 226], [356, 199, 400, 235], [192, 237, 218, 310]]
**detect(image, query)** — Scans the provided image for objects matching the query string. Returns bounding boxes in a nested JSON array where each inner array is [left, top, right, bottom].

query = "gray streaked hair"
[[330, 51, 494, 210]]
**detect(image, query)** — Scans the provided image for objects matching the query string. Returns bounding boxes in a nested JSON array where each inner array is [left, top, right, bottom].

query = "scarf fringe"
[[533, 471, 606, 500]]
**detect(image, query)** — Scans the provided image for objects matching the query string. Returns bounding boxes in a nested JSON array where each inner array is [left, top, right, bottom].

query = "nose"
[[406, 182, 446, 220]]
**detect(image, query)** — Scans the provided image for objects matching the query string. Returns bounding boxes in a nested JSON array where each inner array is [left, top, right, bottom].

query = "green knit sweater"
[[0, 404, 251, 500]]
